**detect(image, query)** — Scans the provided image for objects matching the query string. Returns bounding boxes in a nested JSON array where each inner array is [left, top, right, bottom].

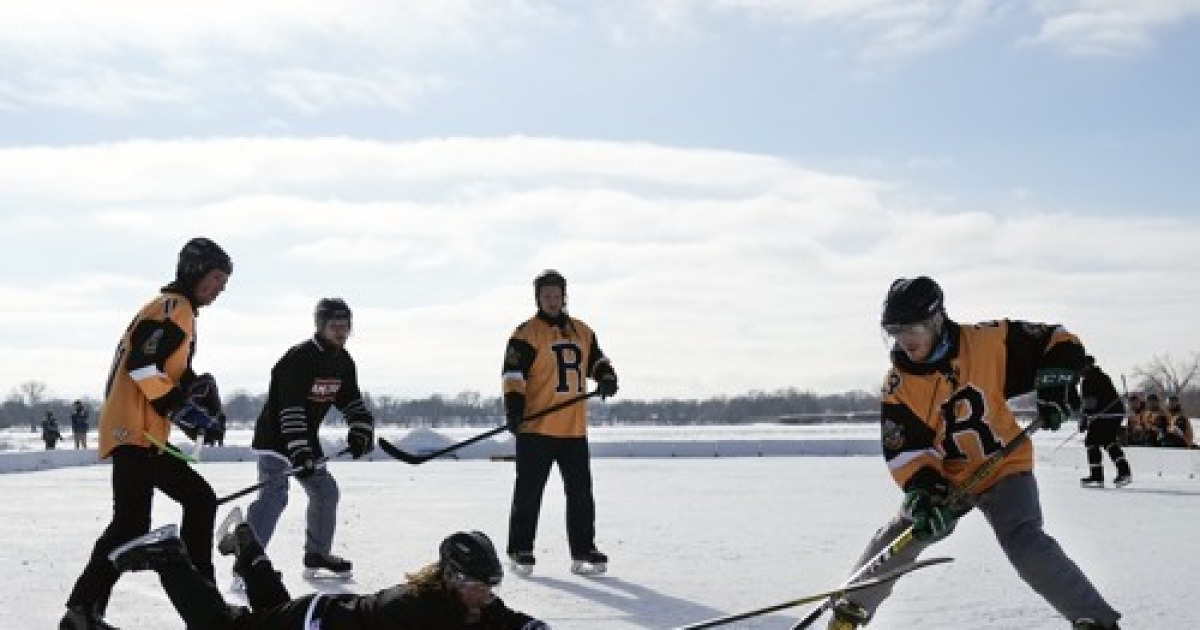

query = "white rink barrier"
[[3, 428, 1195, 482]]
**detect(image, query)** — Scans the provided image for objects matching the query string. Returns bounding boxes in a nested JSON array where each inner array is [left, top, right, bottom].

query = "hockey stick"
[[216, 449, 350, 506], [789, 416, 1048, 629], [144, 431, 198, 464], [672, 557, 953, 630], [377, 390, 600, 465]]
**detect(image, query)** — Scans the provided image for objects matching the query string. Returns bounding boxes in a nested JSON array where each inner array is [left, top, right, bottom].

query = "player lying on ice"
[[106, 507, 549, 630]]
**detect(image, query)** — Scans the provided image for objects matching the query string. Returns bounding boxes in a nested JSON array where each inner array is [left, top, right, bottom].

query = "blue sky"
[[1, 1, 1198, 401]]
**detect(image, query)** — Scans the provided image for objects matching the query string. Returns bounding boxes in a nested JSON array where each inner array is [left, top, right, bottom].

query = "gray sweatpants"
[[843, 472, 1120, 626], [245, 453, 340, 556]]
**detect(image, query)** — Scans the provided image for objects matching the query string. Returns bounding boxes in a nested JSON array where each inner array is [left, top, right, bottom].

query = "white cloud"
[[1027, 0, 1200, 57], [0, 136, 1196, 400], [265, 69, 448, 114]]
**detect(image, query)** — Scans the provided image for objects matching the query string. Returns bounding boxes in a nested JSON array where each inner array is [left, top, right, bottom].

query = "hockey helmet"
[[176, 237, 233, 288], [533, 269, 566, 294], [440, 530, 503, 586], [881, 276, 944, 328], [314, 298, 352, 330]]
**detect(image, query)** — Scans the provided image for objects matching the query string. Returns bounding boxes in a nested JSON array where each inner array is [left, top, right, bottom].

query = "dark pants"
[[158, 555, 313, 630], [66, 445, 217, 614], [507, 433, 596, 555], [1084, 417, 1130, 479]]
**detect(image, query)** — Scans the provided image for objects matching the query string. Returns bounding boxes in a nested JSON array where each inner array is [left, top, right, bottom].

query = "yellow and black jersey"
[[502, 313, 611, 438], [879, 319, 1085, 494], [1164, 412, 1194, 445], [98, 289, 199, 459]]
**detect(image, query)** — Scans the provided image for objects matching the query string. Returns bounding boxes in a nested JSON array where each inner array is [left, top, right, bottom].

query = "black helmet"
[[533, 269, 567, 294], [176, 237, 233, 288], [314, 298, 352, 330], [440, 530, 502, 586], [881, 276, 944, 327]]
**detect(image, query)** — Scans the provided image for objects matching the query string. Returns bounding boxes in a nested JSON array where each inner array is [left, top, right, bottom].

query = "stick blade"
[[377, 437, 430, 465]]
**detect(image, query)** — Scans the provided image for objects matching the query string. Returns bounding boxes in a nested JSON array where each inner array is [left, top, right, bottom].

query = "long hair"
[[404, 562, 450, 595]]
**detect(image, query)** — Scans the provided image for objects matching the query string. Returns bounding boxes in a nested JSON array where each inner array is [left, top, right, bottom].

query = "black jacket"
[[251, 335, 373, 459]]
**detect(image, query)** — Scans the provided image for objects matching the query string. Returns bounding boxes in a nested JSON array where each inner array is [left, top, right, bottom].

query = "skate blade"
[[1080, 481, 1104, 488], [107, 524, 179, 564], [1113, 478, 1132, 488], [510, 562, 534, 577], [215, 507, 245, 556], [302, 568, 354, 580], [570, 561, 607, 576]]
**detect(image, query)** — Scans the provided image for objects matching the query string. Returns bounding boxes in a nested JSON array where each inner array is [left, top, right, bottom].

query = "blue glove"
[[170, 401, 216, 439], [1035, 368, 1074, 431]]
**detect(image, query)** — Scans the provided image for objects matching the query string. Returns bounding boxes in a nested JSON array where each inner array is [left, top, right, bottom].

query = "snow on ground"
[[1, 426, 1198, 629]]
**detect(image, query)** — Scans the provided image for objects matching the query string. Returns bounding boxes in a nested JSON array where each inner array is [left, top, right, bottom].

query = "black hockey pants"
[[507, 433, 597, 555], [66, 445, 216, 613]]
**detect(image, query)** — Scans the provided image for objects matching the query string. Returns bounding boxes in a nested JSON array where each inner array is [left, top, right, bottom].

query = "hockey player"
[[825, 276, 1121, 630], [244, 298, 375, 586], [61, 237, 231, 630], [1078, 361, 1133, 488], [501, 270, 619, 576], [106, 510, 549, 629]]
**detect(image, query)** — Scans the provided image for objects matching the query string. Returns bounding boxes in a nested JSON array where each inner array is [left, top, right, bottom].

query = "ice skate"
[[216, 506, 247, 555], [508, 551, 535, 577], [59, 604, 119, 630], [229, 570, 246, 593], [303, 551, 353, 580], [1073, 618, 1121, 629], [570, 549, 608, 576], [1079, 474, 1104, 488], [1112, 473, 1132, 488], [107, 524, 185, 573], [826, 598, 870, 629]]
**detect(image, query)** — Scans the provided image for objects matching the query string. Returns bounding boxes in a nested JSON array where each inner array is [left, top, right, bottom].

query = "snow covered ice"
[[2, 426, 1197, 629]]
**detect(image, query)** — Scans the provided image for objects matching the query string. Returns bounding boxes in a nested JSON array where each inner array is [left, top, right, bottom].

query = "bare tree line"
[[4, 354, 1197, 430]]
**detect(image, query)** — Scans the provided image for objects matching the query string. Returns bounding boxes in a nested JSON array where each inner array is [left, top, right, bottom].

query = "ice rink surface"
[[3, 452, 1197, 629]]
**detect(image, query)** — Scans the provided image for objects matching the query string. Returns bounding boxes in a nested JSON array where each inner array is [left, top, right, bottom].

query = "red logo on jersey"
[[310, 378, 341, 402]]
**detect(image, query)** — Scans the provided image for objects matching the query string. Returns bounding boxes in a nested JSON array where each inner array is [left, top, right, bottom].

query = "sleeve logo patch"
[[882, 419, 905, 451], [141, 329, 163, 356]]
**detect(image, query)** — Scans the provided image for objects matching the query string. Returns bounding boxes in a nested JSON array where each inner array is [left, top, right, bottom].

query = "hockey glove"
[[346, 422, 374, 459], [902, 467, 956, 542], [186, 372, 222, 417], [504, 392, 526, 434], [594, 363, 619, 400], [903, 488, 956, 542], [1035, 367, 1075, 431], [290, 448, 318, 480], [169, 402, 216, 440]]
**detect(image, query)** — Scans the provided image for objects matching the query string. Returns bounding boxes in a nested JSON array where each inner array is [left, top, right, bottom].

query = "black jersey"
[[1080, 365, 1125, 421], [321, 582, 539, 629], [251, 335, 373, 459]]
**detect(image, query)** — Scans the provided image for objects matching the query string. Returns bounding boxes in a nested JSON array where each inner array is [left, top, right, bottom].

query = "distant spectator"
[[70, 400, 90, 449], [1161, 395, 1194, 448], [1125, 393, 1154, 446], [1143, 393, 1170, 446], [42, 411, 64, 450]]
